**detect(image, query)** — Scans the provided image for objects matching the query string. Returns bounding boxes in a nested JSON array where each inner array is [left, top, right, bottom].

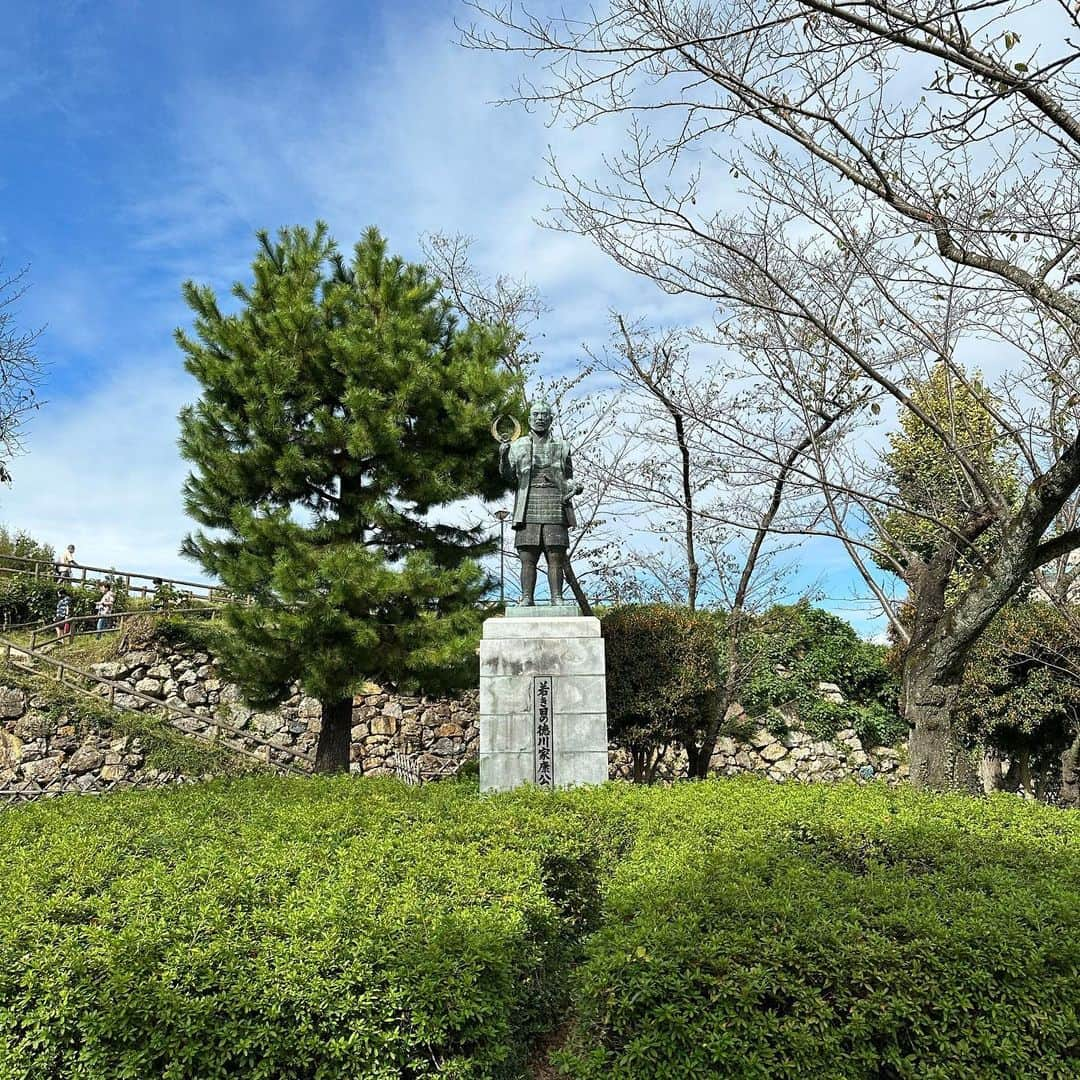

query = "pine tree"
[[176, 223, 519, 772]]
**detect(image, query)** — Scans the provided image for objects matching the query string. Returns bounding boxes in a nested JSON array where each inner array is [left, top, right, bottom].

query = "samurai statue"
[[498, 400, 589, 612]]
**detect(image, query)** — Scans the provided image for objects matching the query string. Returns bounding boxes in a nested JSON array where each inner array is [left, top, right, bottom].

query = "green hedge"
[[0, 778, 1077, 1079], [0, 778, 611, 1080], [557, 781, 1080, 1080], [0, 576, 101, 627]]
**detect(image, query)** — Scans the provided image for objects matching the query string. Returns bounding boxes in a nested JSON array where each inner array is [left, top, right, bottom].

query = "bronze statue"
[[497, 401, 589, 611]]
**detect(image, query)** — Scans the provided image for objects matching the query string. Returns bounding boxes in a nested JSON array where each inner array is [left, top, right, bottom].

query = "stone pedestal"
[[479, 613, 608, 792]]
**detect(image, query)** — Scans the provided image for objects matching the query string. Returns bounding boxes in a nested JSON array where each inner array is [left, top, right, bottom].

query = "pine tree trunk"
[[685, 742, 708, 780], [315, 695, 354, 774], [903, 653, 979, 793]]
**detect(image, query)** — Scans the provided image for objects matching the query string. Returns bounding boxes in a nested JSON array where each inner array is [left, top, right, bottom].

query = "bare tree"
[[464, 0, 1080, 791], [422, 231, 547, 390], [583, 315, 727, 610], [0, 264, 44, 481], [583, 314, 862, 773]]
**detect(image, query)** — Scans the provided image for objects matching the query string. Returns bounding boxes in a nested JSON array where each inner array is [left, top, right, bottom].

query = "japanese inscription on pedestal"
[[534, 675, 554, 788]]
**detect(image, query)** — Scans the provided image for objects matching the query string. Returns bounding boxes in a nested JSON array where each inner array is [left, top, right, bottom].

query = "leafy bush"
[[961, 599, 1080, 789], [556, 780, 1080, 1080], [602, 604, 722, 780], [0, 778, 610, 1080], [0, 575, 100, 628], [743, 602, 904, 746], [1, 779, 1076, 1079], [148, 611, 223, 654]]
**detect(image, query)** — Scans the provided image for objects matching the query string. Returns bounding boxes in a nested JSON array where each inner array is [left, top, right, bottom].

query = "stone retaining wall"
[[610, 726, 907, 784], [0, 684, 204, 804], [0, 640, 905, 804], [85, 644, 480, 781]]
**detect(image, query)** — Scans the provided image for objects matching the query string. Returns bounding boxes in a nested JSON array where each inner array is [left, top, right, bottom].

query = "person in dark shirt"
[[54, 591, 72, 642]]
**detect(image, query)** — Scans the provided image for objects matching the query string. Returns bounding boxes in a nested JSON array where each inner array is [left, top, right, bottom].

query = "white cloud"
[[0, 352, 202, 583]]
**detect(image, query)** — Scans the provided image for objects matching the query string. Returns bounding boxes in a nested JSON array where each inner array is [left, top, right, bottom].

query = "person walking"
[[55, 544, 77, 583], [95, 582, 115, 634], [54, 591, 72, 642]]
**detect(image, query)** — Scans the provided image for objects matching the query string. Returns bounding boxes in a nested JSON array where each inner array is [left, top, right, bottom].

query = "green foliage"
[[0, 524, 53, 567], [602, 604, 721, 776], [150, 580, 181, 608], [455, 755, 481, 782], [556, 780, 1080, 1080], [602, 602, 903, 767], [148, 612, 224, 655], [0, 576, 99, 627], [176, 224, 520, 748], [1, 779, 1076, 1079], [961, 599, 1080, 765], [743, 602, 903, 746], [0, 778, 609, 1080], [873, 361, 1018, 574]]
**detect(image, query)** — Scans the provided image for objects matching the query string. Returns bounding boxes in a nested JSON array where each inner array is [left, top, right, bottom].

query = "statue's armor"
[[524, 441, 568, 524], [502, 433, 575, 551], [497, 410, 591, 610]]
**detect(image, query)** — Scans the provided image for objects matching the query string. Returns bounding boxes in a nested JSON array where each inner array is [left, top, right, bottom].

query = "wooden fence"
[[0, 554, 232, 603], [28, 606, 218, 651]]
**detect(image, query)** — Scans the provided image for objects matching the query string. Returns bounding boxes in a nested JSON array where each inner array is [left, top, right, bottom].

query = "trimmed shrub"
[[556, 779, 1080, 1080], [602, 604, 722, 780], [1, 778, 1077, 1079], [0, 777, 609, 1080]]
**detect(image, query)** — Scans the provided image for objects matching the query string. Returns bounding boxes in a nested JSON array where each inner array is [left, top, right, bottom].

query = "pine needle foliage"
[[176, 223, 520, 770]]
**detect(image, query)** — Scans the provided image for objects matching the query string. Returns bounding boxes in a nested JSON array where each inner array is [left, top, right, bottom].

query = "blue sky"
[[0, 0, 883, 631]]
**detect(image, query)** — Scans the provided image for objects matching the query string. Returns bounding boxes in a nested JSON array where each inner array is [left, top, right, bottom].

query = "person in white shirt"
[[55, 544, 76, 582], [95, 583, 115, 634]]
